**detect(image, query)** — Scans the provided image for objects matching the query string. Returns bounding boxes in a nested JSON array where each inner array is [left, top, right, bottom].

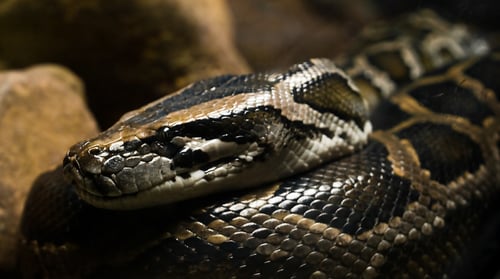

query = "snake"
[[17, 10, 500, 278]]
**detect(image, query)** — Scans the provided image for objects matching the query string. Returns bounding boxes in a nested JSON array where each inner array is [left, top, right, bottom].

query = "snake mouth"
[[63, 155, 264, 210], [62, 121, 370, 211], [61, 139, 267, 210], [63, 156, 84, 188]]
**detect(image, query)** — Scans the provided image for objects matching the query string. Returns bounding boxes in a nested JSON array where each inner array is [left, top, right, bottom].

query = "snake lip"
[[63, 164, 95, 204], [63, 155, 86, 189]]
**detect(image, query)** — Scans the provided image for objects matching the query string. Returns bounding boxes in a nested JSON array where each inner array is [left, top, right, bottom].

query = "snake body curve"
[[18, 10, 500, 278]]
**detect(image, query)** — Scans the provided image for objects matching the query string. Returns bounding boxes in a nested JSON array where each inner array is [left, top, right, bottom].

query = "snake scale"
[[17, 10, 500, 278]]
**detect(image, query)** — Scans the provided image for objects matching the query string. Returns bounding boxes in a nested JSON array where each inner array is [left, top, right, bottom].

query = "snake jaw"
[[62, 133, 271, 208], [63, 122, 369, 210]]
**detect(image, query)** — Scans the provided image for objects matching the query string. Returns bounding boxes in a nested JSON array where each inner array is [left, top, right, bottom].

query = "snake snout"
[[63, 140, 120, 198], [62, 137, 182, 204]]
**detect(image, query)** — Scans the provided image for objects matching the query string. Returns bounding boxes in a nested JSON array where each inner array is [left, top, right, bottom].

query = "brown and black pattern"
[[17, 12, 500, 279], [339, 9, 489, 112], [18, 52, 500, 278]]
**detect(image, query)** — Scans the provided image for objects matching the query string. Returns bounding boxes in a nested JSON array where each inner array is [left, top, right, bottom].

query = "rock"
[[0, 65, 99, 275], [0, 0, 249, 128]]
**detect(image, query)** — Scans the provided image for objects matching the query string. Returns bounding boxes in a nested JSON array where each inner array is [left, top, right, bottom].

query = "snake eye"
[[172, 148, 209, 169], [88, 147, 101, 156], [172, 149, 194, 168]]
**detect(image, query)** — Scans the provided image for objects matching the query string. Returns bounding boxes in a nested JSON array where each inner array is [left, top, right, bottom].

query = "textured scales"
[[18, 10, 500, 279], [107, 53, 498, 278], [338, 9, 489, 112], [63, 58, 371, 209], [19, 53, 500, 279]]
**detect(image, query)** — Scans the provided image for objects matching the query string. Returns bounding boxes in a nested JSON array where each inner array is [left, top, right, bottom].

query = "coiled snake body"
[[18, 10, 500, 278]]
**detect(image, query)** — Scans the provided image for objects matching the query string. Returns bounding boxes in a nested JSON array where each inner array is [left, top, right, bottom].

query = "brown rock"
[[0, 65, 98, 274], [0, 0, 249, 128]]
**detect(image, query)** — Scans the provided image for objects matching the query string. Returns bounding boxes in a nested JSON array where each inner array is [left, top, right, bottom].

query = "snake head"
[[63, 119, 269, 210], [63, 58, 371, 210]]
